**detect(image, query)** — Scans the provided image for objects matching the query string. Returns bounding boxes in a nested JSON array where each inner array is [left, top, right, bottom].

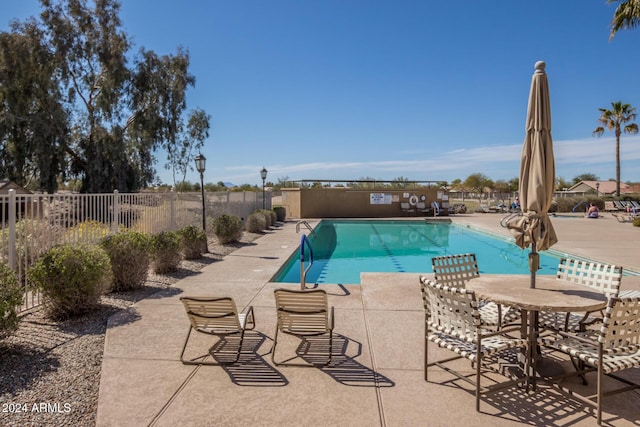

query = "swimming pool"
[[273, 220, 566, 285]]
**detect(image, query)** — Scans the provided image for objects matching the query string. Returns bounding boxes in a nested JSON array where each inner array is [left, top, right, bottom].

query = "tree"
[[608, 0, 640, 39], [593, 101, 638, 196], [572, 173, 599, 184], [1, 0, 209, 193], [464, 173, 493, 203]]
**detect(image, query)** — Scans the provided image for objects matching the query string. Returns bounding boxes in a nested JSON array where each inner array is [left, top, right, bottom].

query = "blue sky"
[[2, 0, 640, 187]]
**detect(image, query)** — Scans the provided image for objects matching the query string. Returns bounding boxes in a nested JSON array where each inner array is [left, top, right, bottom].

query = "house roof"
[[0, 181, 32, 194], [567, 180, 632, 194]]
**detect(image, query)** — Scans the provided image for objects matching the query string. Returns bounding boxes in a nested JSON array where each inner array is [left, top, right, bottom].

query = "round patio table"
[[466, 274, 607, 388]]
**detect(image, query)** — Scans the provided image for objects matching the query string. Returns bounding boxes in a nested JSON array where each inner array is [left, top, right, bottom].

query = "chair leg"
[[597, 356, 603, 425], [271, 326, 281, 366], [232, 329, 246, 363], [475, 353, 482, 413], [180, 326, 195, 364], [424, 324, 429, 381]]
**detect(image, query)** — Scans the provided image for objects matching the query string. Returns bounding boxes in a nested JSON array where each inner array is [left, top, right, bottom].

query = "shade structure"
[[507, 61, 558, 288]]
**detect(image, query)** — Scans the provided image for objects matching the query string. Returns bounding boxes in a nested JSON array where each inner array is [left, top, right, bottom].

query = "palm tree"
[[593, 101, 638, 196], [608, 0, 640, 39]]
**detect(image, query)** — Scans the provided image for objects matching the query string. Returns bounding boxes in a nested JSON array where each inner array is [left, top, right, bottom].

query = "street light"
[[595, 182, 600, 198], [260, 166, 268, 209], [194, 153, 208, 252]]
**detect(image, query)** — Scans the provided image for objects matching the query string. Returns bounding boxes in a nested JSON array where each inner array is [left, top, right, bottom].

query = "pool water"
[[273, 220, 563, 285]]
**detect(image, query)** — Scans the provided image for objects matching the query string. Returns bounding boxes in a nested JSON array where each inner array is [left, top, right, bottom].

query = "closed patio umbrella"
[[507, 61, 558, 288]]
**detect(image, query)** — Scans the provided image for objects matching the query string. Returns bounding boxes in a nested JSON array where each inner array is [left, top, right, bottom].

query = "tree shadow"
[[0, 343, 60, 395]]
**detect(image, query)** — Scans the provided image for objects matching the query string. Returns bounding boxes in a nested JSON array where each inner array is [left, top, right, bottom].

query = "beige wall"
[[277, 187, 449, 219]]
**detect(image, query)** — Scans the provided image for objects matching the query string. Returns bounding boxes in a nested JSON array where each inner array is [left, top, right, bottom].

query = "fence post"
[[170, 190, 175, 230], [8, 189, 16, 270], [112, 190, 120, 234]]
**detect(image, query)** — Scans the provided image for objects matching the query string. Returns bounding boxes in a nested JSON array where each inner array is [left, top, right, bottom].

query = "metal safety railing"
[[295, 220, 315, 236], [299, 234, 314, 290]]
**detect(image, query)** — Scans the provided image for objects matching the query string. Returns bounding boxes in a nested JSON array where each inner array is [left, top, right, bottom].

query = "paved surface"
[[96, 213, 640, 427]]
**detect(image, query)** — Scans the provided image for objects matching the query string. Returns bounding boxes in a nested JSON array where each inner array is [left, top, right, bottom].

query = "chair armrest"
[[241, 305, 256, 330], [329, 306, 335, 331]]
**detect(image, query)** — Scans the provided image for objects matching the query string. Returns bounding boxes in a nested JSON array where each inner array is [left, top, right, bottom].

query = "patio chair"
[[429, 253, 519, 329], [416, 201, 432, 216], [179, 296, 255, 365], [400, 202, 416, 216], [539, 258, 622, 332], [272, 288, 334, 366], [543, 296, 640, 425], [421, 279, 529, 412]]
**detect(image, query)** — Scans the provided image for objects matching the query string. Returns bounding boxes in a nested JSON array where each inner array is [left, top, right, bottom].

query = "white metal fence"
[[1, 189, 270, 313]]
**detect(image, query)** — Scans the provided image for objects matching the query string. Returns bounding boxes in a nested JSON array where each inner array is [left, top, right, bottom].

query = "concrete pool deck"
[[96, 213, 640, 426]]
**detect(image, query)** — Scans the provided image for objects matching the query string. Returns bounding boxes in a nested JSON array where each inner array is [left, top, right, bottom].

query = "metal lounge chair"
[[539, 258, 622, 332], [179, 296, 255, 365], [421, 279, 529, 412], [429, 253, 519, 329], [543, 295, 640, 425], [272, 288, 334, 366], [400, 201, 416, 216]]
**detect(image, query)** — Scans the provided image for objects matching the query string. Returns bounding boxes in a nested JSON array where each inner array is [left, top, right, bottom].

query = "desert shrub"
[[265, 209, 277, 225], [0, 263, 23, 339], [150, 231, 182, 273], [212, 214, 243, 244], [101, 231, 151, 292], [179, 225, 207, 259], [246, 212, 266, 233], [633, 216, 640, 227], [28, 244, 112, 319], [273, 206, 286, 222], [553, 197, 603, 213], [253, 210, 271, 228]]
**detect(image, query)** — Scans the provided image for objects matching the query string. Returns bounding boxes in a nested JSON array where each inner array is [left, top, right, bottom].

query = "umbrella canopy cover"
[[508, 61, 558, 251]]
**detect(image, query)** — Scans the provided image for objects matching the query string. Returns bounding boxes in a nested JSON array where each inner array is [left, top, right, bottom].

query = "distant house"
[[567, 180, 633, 195], [0, 181, 32, 195]]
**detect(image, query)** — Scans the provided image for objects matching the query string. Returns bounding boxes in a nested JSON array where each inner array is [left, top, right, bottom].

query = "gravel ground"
[[0, 233, 262, 427]]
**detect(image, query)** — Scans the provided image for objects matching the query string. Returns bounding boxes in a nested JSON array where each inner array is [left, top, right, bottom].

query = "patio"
[[96, 213, 640, 426]]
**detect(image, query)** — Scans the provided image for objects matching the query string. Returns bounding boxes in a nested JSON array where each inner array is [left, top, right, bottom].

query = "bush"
[[633, 216, 640, 227], [101, 231, 151, 292], [28, 244, 112, 319], [264, 209, 277, 225], [246, 212, 267, 233], [150, 231, 182, 273], [256, 210, 272, 228], [179, 225, 207, 259], [0, 263, 23, 339], [212, 214, 243, 244], [273, 206, 286, 222]]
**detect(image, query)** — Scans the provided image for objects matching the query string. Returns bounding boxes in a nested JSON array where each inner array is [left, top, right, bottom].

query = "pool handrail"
[[299, 234, 314, 290], [296, 220, 316, 236]]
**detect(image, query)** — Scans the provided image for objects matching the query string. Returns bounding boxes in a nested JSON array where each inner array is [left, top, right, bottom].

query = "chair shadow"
[[210, 331, 288, 387], [297, 333, 395, 387]]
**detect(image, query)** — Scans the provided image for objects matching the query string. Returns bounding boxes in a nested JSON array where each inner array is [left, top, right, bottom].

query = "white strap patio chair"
[[421, 279, 528, 412], [539, 258, 622, 332], [543, 296, 640, 425], [430, 253, 520, 329], [179, 296, 255, 365]]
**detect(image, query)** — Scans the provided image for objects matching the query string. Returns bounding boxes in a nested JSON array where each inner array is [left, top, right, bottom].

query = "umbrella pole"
[[528, 241, 539, 289]]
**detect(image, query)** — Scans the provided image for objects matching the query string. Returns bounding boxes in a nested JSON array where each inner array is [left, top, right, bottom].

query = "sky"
[[2, 0, 640, 187]]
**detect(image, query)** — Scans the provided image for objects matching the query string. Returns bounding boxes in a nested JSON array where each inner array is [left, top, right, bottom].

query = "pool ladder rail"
[[296, 220, 316, 236], [299, 234, 314, 290]]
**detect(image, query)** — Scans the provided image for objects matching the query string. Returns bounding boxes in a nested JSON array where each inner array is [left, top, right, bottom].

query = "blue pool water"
[[273, 220, 564, 284]]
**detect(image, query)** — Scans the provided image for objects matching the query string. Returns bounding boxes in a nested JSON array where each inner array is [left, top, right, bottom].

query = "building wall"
[[278, 187, 447, 219]]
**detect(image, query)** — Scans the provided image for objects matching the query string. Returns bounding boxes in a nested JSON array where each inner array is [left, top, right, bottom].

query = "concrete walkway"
[[96, 213, 640, 427]]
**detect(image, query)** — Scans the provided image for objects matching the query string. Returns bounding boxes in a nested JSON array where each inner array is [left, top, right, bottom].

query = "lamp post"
[[194, 153, 208, 252], [595, 182, 600, 198], [260, 167, 268, 209]]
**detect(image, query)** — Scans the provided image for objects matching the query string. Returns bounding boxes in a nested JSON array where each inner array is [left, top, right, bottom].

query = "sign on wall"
[[370, 193, 392, 205]]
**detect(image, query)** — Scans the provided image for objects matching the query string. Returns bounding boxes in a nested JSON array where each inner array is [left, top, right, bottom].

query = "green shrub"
[[212, 214, 243, 244], [0, 263, 23, 339], [256, 209, 272, 228], [179, 225, 207, 259], [265, 209, 277, 225], [273, 206, 286, 222], [633, 216, 640, 227], [101, 231, 151, 292], [28, 244, 112, 319], [246, 212, 266, 233], [150, 231, 182, 273]]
